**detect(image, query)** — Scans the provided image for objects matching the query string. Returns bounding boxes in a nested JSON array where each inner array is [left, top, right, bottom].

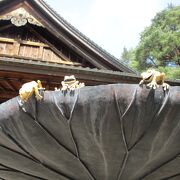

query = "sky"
[[46, 0, 180, 59]]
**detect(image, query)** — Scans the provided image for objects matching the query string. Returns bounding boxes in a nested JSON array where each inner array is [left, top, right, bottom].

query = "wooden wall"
[[0, 24, 96, 68], [0, 31, 75, 66]]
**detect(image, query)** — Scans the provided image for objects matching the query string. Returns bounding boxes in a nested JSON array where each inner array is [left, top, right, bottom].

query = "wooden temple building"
[[0, 0, 179, 103]]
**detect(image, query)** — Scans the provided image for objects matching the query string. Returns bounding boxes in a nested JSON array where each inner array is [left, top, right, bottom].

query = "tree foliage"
[[120, 5, 180, 79], [157, 66, 180, 80], [120, 47, 131, 65], [119, 47, 141, 72], [136, 5, 180, 68]]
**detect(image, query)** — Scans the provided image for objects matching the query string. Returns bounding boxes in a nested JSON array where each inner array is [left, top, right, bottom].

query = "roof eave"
[[0, 57, 179, 86]]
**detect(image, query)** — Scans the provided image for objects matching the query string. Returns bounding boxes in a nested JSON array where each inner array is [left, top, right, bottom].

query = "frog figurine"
[[60, 75, 85, 91], [19, 80, 45, 102], [139, 69, 169, 90]]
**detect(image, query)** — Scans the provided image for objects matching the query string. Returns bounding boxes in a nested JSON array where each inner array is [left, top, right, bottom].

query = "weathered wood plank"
[[0, 37, 48, 47], [13, 41, 20, 55], [0, 38, 80, 65], [28, 26, 72, 63], [0, 42, 6, 54], [6, 43, 14, 55], [4, 78, 17, 91], [42, 48, 52, 61], [38, 46, 44, 59]]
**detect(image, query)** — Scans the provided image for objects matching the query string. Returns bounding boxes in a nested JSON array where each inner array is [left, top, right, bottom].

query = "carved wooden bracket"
[[0, 7, 44, 27]]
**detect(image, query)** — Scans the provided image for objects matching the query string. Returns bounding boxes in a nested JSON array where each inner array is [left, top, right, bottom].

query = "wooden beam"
[[13, 41, 20, 56], [0, 24, 13, 32], [0, 90, 18, 100], [0, 53, 80, 66], [0, 82, 8, 91], [4, 78, 17, 91], [27, 25, 72, 63], [0, 37, 49, 47], [0, 79, 14, 91], [38, 46, 44, 59]]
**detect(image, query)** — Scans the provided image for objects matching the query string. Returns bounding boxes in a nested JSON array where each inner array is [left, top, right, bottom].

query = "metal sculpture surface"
[[0, 84, 180, 179]]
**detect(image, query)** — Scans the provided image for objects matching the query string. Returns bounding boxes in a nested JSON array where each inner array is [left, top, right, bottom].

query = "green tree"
[[120, 47, 142, 72], [120, 47, 131, 65], [136, 5, 180, 68], [157, 66, 180, 80]]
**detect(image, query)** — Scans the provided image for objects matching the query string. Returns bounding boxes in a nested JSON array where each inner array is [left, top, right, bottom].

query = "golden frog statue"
[[139, 69, 169, 90], [19, 80, 44, 102]]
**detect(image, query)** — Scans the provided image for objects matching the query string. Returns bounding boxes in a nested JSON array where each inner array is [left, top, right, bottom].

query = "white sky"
[[46, 0, 180, 58]]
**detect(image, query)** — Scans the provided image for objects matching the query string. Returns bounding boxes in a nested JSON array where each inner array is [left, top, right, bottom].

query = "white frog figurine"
[[58, 75, 85, 91]]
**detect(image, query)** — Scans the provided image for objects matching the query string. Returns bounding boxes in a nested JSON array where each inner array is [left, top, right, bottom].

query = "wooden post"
[[38, 46, 44, 59], [13, 41, 20, 55]]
